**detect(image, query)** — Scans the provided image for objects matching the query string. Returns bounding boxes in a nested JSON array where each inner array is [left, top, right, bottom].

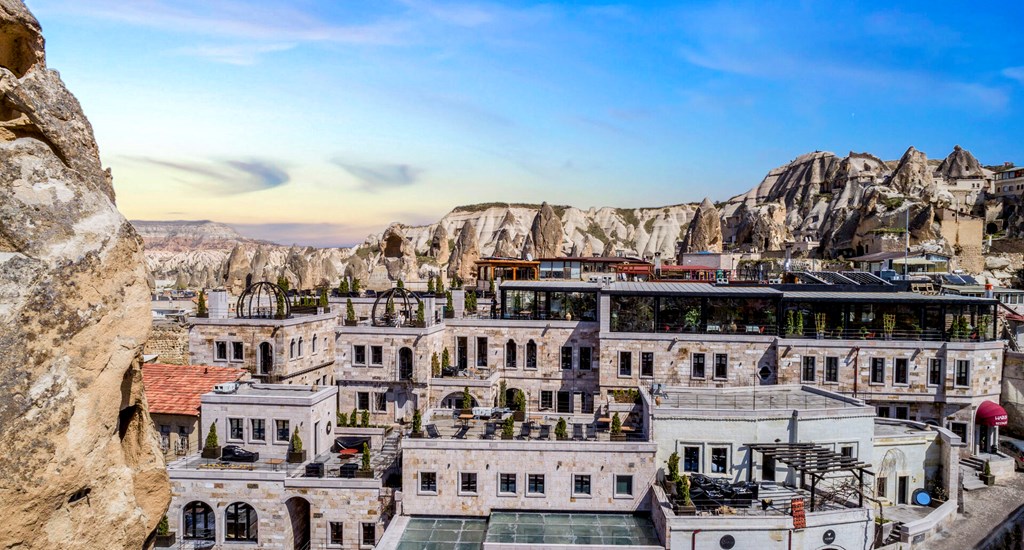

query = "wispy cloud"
[[174, 43, 295, 65], [1004, 67, 1024, 86], [123, 156, 290, 194], [332, 159, 421, 191]]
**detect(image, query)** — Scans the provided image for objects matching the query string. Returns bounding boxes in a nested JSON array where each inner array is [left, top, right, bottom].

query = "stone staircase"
[[961, 456, 988, 491], [882, 520, 905, 546]]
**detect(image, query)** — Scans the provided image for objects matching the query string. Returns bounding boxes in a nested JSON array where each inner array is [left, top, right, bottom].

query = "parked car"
[[999, 438, 1024, 471], [220, 445, 259, 462]]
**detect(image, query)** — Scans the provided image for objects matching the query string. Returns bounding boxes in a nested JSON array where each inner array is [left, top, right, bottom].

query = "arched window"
[[505, 339, 517, 369], [225, 502, 258, 542], [182, 501, 215, 540], [526, 340, 537, 369], [312, 334, 317, 354], [290, 339, 296, 359], [298, 337, 304, 356]]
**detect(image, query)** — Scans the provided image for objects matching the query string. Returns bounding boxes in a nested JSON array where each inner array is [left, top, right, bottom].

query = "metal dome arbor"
[[371, 287, 422, 327], [237, 281, 290, 319]]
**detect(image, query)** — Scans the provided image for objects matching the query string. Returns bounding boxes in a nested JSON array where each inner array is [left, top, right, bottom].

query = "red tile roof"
[[143, 363, 247, 417]]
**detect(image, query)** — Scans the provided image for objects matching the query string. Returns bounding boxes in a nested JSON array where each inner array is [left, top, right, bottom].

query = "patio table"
[[267, 458, 285, 471]]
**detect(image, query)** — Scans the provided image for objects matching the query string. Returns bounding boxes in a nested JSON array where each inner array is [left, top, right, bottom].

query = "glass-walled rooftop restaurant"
[[500, 281, 599, 322], [606, 283, 998, 342]]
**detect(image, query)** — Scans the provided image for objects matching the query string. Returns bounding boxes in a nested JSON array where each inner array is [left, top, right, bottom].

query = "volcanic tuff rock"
[[0, 1, 170, 548], [679, 198, 723, 253], [379, 224, 418, 281], [448, 220, 481, 282], [427, 223, 450, 264], [530, 202, 565, 258]]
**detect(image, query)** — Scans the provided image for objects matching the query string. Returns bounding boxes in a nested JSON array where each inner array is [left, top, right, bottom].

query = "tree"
[[416, 300, 425, 325], [427, 276, 435, 294], [502, 415, 515, 438], [360, 409, 369, 427], [276, 290, 286, 319], [446, 290, 453, 311], [677, 475, 693, 506], [667, 451, 680, 482], [361, 442, 371, 471], [396, 278, 404, 289], [462, 386, 472, 410], [277, 275, 290, 293], [513, 390, 526, 412], [290, 427, 303, 452], [156, 515, 170, 536], [555, 417, 567, 439], [498, 380, 507, 407], [197, 290, 208, 317], [431, 352, 441, 377], [436, 277, 444, 295], [319, 288, 328, 308], [412, 408, 422, 434], [611, 412, 622, 435], [205, 423, 218, 448], [352, 278, 362, 294], [349, 408, 358, 427], [346, 298, 356, 322], [338, 412, 348, 426], [385, 294, 396, 315], [339, 278, 350, 294], [466, 290, 477, 313]]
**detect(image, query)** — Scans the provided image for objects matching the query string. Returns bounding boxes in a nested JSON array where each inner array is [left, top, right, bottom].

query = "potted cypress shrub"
[[338, 412, 348, 427], [410, 409, 424, 438], [555, 417, 568, 440], [513, 390, 527, 422], [201, 423, 221, 459], [196, 290, 208, 318], [361, 409, 370, 427], [677, 475, 696, 515], [345, 299, 357, 326], [666, 451, 680, 495], [356, 442, 373, 478], [288, 427, 307, 463], [431, 352, 441, 378], [982, 460, 996, 486], [462, 386, 473, 416], [155, 515, 176, 547], [610, 412, 626, 441], [349, 408, 358, 427], [501, 416, 515, 440], [427, 276, 436, 294], [444, 291, 455, 318]]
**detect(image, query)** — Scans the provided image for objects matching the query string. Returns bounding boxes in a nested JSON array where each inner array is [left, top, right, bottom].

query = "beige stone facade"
[[145, 320, 190, 364]]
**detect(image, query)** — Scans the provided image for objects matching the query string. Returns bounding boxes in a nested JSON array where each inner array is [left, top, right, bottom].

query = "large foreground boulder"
[[0, 1, 170, 549]]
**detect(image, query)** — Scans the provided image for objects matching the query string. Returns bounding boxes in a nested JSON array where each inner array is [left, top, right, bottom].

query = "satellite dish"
[[525, 253, 534, 261]]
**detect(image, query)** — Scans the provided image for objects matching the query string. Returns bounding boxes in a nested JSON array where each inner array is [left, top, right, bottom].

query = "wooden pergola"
[[746, 442, 874, 511]]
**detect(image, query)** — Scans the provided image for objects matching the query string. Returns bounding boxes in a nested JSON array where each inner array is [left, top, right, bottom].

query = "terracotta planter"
[[287, 450, 307, 463], [201, 446, 221, 459]]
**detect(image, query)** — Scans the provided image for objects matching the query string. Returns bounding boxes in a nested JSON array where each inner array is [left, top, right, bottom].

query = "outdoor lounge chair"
[[453, 425, 470, 439], [517, 423, 533, 440], [572, 423, 584, 441], [425, 424, 441, 439], [586, 424, 597, 440], [537, 425, 550, 440], [481, 422, 496, 439]]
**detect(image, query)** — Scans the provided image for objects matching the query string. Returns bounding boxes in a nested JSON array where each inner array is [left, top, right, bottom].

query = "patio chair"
[[481, 422, 496, 439], [453, 425, 470, 439], [537, 425, 550, 440], [586, 424, 597, 440], [517, 423, 533, 440], [425, 424, 442, 439], [572, 423, 584, 441]]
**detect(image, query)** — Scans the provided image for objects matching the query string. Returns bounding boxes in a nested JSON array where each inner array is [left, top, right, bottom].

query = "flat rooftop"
[[655, 385, 867, 412], [394, 513, 662, 549], [200, 382, 337, 405]]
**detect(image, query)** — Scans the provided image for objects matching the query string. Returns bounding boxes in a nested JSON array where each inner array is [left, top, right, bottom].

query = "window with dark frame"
[[251, 419, 265, 441], [540, 391, 553, 410], [329, 522, 343, 545], [928, 358, 943, 386], [618, 352, 632, 376], [579, 346, 593, 370], [361, 523, 375, 546], [894, 358, 908, 385], [683, 446, 700, 472], [801, 356, 816, 382], [374, 392, 387, 412], [357, 392, 370, 411], [825, 356, 839, 383], [370, 345, 383, 366], [499, 473, 516, 493], [275, 419, 289, 442], [420, 472, 437, 492], [840, 445, 854, 458], [870, 357, 885, 384], [573, 474, 591, 496], [229, 418, 243, 440], [476, 337, 488, 367], [641, 352, 654, 377], [353, 345, 366, 365], [710, 447, 728, 473], [561, 346, 573, 370], [460, 472, 478, 493], [615, 475, 633, 496], [225, 502, 258, 542], [231, 342, 244, 361], [691, 353, 706, 379], [955, 360, 970, 387], [214, 341, 227, 361], [528, 474, 545, 494], [714, 353, 728, 379]]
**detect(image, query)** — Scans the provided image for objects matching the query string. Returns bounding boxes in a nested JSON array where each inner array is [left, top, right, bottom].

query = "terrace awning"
[[976, 401, 1009, 427]]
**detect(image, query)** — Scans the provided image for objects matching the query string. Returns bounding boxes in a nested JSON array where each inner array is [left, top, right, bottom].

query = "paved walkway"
[[928, 472, 1024, 550]]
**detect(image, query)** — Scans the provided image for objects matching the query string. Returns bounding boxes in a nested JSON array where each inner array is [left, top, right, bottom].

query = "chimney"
[[654, 252, 662, 279], [208, 289, 229, 319]]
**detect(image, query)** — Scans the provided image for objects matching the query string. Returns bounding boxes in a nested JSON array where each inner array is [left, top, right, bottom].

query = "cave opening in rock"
[[0, 21, 40, 78], [383, 233, 403, 258], [118, 404, 140, 441]]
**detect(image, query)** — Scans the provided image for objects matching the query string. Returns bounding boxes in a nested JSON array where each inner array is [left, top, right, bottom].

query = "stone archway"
[[285, 496, 310, 550]]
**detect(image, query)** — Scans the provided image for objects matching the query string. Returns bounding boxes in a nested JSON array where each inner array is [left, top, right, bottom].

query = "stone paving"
[[928, 471, 1024, 550]]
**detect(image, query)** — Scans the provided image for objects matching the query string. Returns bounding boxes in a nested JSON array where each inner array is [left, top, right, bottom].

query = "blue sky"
[[25, 0, 1024, 247]]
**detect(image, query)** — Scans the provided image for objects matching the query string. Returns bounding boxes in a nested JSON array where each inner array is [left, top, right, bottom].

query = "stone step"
[[962, 476, 987, 491], [962, 457, 985, 470]]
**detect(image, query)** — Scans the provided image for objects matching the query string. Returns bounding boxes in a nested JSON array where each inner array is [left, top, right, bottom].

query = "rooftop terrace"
[[655, 385, 868, 413]]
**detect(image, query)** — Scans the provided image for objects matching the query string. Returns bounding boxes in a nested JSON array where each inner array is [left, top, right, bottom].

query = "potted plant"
[[196, 290, 208, 318], [978, 314, 992, 341], [288, 427, 307, 463], [501, 416, 515, 440], [684, 308, 701, 332], [676, 475, 696, 515], [667, 451, 680, 484], [882, 314, 896, 340], [462, 386, 473, 415], [610, 412, 625, 441], [201, 423, 221, 459], [498, 381, 507, 408], [339, 278, 350, 296], [427, 276, 436, 294], [442, 349, 452, 376], [555, 417, 568, 440], [361, 409, 370, 427], [982, 460, 995, 486], [345, 298, 357, 326], [338, 412, 348, 426], [512, 390, 527, 422], [356, 442, 374, 478], [431, 352, 442, 378], [814, 312, 826, 339], [410, 409, 424, 438], [349, 408, 358, 427], [416, 301, 426, 327], [155, 515, 176, 547], [351, 278, 362, 297], [444, 291, 455, 318], [795, 311, 804, 337]]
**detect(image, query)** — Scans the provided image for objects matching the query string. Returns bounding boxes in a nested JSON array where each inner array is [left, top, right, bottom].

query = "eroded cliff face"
[[0, 1, 170, 548]]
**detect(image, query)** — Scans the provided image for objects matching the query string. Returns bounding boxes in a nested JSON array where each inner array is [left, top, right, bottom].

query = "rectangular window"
[[561, 346, 573, 370], [214, 341, 227, 361], [801, 356, 816, 382], [579, 347, 593, 370], [949, 422, 967, 441], [683, 446, 700, 472], [329, 522, 344, 546], [476, 337, 488, 367], [457, 337, 467, 369], [955, 360, 970, 387], [870, 358, 885, 384], [615, 475, 633, 497], [641, 352, 654, 377], [353, 345, 366, 365], [895, 406, 909, 420], [894, 358, 909, 385], [460, 472, 478, 494], [877, 477, 887, 498], [877, 406, 891, 418], [370, 346, 383, 366], [573, 474, 591, 496], [618, 352, 632, 376], [557, 391, 572, 414], [374, 392, 387, 412], [825, 356, 839, 383], [231, 342, 244, 361], [711, 447, 728, 474], [250, 419, 265, 441], [840, 445, 854, 458], [420, 472, 437, 493], [528, 474, 545, 495], [361, 523, 375, 547], [714, 354, 728, 380], [928, 358, 944, 386], [275, 419, 290, 442], [357, 392, 370, 411], [229, 418, 243, 440], [540, 391, 553, 410], [499, 473, 516, 494], [691, 353, 706, 379]]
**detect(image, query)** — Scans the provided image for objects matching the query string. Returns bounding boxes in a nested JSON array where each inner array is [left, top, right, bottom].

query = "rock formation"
[[223, 243, 250, 293], [530, 202, 564, 258], [679, 197, 723, 253], [521, 232, 536, 260], [888, 147, 936, 198], [937, 145, 983, 180], [0, 2, 170, 548], [427, 223, 450, 264], [448, 220, 480, 282], [379, 224, 418, 281]]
